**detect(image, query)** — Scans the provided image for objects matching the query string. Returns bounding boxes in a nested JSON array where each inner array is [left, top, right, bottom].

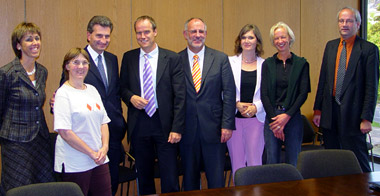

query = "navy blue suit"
[[179, 46, 236, 190]]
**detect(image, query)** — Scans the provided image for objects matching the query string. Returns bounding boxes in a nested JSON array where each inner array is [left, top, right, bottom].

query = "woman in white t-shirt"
[[53, 48, 111, 196]]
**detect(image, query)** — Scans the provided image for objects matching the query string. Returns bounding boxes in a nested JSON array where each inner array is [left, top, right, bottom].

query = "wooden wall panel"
[[0, 0, 25, 66], [224, 0, 301, 57], [300, 0, 358, 118], [131, 0, 223, 52], [26, 0, 132, 131]]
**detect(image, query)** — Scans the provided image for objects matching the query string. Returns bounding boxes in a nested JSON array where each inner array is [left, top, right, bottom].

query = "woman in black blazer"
[[0, 22, 55, 193]]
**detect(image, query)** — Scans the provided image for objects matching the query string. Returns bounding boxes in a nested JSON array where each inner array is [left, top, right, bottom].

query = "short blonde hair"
[[269, 22, 295, 48]]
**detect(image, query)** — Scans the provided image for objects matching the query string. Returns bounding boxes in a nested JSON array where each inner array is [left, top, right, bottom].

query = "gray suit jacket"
[[0, 57, 49, 142], [179, 46, 236, 144]]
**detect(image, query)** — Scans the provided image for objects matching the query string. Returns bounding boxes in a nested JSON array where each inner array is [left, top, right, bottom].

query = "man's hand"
[[168, 132, 181, 144], [130, 95, 148, 109], [360, 119, 372, 134], [313, 114, 321, 127], [221, 128, 232, 143]]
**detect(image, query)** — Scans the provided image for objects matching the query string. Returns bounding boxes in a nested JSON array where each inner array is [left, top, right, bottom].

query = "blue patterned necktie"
[[97, 55, 108, 92], [335, 40, 346, 105], [143, 54, 156, 117]]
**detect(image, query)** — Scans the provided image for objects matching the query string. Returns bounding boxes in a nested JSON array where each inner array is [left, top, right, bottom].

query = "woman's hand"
[[237, 102, 257, 118], [269, 113, 291, 141], [94, 146, 108, 165]]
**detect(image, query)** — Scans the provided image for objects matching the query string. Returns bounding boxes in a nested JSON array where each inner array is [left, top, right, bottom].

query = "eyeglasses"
[[338, 19, 355, 24], [71, 60, 89, 66], [187, 29, 206, 35]]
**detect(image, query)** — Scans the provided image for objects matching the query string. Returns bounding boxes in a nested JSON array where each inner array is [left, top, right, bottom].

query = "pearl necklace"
[[26, 66, 36, 76], [242, 57, 257, 64]]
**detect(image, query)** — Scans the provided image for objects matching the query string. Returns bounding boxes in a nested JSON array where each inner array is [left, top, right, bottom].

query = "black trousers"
[[131, 111, 179, 195], [322, 100, 371, 173]]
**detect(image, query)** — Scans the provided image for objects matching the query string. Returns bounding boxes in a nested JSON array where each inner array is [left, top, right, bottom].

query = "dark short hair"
[[11, 22, 41, 59], [234, 24, 264, 56], [134, 15, 157, 32], [62, 47, 90, 81], [87, 15, 113, 33]]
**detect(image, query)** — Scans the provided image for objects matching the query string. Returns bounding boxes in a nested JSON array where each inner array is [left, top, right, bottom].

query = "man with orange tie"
[[179, 17, 236, 190], [120, 15, 186, 194], [313, 7, 379, 173]]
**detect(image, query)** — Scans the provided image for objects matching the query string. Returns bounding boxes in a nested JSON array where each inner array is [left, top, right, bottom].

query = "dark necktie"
[[335, 40, 346, 105], [143, 54, 156, 117], [97, 55, 108, 92]]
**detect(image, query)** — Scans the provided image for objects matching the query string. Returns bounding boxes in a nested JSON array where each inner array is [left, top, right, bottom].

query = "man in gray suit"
[[178, 17, 236, 190]]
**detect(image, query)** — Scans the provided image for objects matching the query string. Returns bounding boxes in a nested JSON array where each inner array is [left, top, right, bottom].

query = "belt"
[[276, 105, 286, 111]]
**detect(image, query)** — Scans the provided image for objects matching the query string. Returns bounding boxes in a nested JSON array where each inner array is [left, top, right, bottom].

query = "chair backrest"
[[6, 182, 84, 196], [297, 149, 363, 179], [234, 163, 303, 186], [302, 115, 315, 143]]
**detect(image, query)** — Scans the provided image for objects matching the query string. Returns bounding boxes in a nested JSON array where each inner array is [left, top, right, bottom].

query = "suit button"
[[35, 107, 39, 110], [35, 93, 39, 96], [36, 121, 39, 124]]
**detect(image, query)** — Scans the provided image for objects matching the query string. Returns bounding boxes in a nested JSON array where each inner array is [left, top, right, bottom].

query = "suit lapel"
[[202, 47, 214, 88], [13, 59, 35, 90], [85, 47, 104, 88], [104, 53, 113, 94], [341, 37, 361, 95], [156, 48, 168, 85], [182, 50, 194, 86]]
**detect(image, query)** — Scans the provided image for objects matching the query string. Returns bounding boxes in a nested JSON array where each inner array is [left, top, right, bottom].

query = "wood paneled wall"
[[0, 0, 358, 132]]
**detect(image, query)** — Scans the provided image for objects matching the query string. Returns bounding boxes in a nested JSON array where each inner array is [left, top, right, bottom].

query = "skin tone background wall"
[[0, 0, 357, 146]]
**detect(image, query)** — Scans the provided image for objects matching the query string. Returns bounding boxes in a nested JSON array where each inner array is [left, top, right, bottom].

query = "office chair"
[[119, 150, 138, 196], [234, 163, 303, 186], [6, 182, 83, 196], [301, 115, 324, 151], [367, 133, 375, 172], [297, 149, 362, 179]]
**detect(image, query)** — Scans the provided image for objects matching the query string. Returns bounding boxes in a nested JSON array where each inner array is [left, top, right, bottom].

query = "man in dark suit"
[[120, 15, 185, 195], [53, 16, 127, 195], [313, 7, 379, 173], [179, 18, 236, 191]]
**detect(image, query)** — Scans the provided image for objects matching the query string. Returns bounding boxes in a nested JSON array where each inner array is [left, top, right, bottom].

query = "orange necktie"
[[192, 55, 201, 93]]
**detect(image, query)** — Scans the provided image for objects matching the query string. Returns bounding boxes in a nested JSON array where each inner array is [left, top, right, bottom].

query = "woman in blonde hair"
[[261, 22, 310, 166]]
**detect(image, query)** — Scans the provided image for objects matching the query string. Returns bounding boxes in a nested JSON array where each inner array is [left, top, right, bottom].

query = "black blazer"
[[179, 46, 236, 144], [0, 57, 49, 142], [120, 47, 186, 141], [59, 46, 127, 142], [314, 36, 379, 136]]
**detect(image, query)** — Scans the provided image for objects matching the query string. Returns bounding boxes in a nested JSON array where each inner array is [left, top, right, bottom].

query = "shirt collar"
[[340, 35, 356, 47], [140, 44, 159, 58], [187, 46, 205, 57], [87, 45, 104, 61]]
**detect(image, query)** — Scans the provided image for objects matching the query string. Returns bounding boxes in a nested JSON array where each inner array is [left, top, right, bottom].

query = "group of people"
[[0, 6, 378, 196]]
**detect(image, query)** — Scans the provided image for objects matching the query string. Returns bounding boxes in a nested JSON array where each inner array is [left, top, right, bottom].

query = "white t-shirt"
[[54, 83, 111, 173]]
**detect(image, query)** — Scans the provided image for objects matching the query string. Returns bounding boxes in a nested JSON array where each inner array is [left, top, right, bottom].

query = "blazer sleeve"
[[120, 52, 135, 107], [361, 43, 379, 122], [170, 54, 186, 133], [313, 42, 330, 112], [221, 55, 236, 130]]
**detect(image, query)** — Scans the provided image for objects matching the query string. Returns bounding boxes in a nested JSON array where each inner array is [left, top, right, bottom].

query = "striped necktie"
[[143, 54, 156, 117], [335, 40, 346, 105], [192, 55, 201, 93]]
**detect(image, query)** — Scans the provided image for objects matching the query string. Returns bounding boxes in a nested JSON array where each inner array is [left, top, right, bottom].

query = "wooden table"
[[153, 172, 380, 196]]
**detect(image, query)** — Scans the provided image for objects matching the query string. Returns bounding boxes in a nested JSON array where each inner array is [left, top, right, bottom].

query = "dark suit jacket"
[[0, 57, 49, 142], [59, 46, 126, 144], [120, 47, 186, 141], [314, 36, 379, 136], [179, 46, 236, 144]]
